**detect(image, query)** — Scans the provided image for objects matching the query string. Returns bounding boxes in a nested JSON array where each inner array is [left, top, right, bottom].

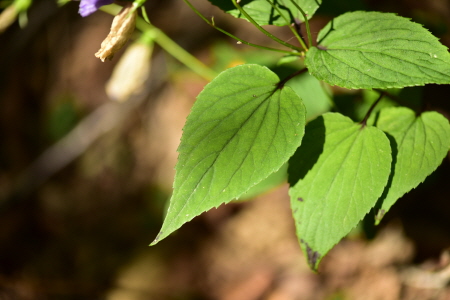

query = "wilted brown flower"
[[95, 4, 137, 62]]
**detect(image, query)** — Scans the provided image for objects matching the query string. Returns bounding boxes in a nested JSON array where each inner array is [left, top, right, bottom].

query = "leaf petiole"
[[264, 0, 308, 51], [373, 89, 417, 111], [277, 68, 308, 89], [288, 0, 312, 48], [361, 92, 384, 127]]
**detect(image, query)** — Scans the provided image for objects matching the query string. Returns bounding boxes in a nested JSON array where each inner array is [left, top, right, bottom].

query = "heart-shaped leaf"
[[289, 113, 391, 270], [375, 107, 450, 222], [152, 64, 306, 244]]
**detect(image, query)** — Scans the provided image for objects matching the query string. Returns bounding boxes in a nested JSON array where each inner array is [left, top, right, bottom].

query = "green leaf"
[[305, 11, 450, 89], [285, 71, 331, 121], [277, 55, 300, 66], [288, 113, 391, 270], [152, 64, 306, 244], [375, 107, 450, 223], [208, 0, 321, 26]]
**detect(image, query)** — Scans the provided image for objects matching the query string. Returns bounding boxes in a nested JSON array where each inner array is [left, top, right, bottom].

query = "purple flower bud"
[[79, 0, 114, 17]]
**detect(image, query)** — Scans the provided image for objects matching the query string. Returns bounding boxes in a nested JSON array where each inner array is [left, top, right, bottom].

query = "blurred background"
[[0, 0, 450, 299]]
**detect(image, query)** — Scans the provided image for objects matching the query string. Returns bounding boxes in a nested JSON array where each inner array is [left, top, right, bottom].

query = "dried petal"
[[95, 4, 136, 62]]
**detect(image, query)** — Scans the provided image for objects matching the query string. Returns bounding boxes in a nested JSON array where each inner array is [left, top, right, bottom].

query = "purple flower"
[[79, 0, 114, 17]]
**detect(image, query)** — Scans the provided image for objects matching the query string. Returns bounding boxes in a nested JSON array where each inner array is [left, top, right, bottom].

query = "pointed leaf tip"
[[375, 107, 450, 221], [155, 64, 306, 243], [289, 113, 392, 270]]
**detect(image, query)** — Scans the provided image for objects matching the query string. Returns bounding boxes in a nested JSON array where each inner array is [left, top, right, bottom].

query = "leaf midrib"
[[170, 89, 277, 227]]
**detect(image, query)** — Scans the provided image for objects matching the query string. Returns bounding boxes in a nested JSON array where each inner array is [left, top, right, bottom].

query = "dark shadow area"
[[317, 19, 335, 45], [380, 159, 450, 262], [288, 116, 326, 186], [316, 0, 367, 16], [362, 130, 398, 239]]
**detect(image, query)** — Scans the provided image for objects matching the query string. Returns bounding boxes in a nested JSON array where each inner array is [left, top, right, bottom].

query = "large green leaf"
[[305, 11, 450, 89], [288, 113, 391, 270], [375, 107, 450, 223], [152, 64, 306, 244], [208, 0, 321, 26]]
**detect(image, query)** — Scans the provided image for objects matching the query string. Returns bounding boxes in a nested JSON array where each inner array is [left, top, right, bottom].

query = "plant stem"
[[373, 88, 418, 111], [131, 0, 146, 11], [360, 93, 384, 127], [100, 4, 218, 81], [288, 0, 312, 48], [231, 0, 302, 51], [183, 0, 298, 55], [277, 68, 308, 88], [263, 0, 308, 51], [140, 6, 150, 23]]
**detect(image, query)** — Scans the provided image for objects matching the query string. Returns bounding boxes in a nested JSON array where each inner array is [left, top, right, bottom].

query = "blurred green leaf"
[[46, 99, 79, 141], [285, 71, 331, 121], [208, 0, 322, 26]]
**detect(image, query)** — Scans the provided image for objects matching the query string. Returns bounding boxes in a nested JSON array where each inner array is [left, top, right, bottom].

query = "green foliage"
[[305, 11, 450, 89], [45, 97, 79, 141], [284, 71, 331, 121], [375, 107, 450, 222], [289, 113, 392, 270], [148, 0, 450, 271], [152, 64, 306, 244], [208, 0, 321, 26]]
